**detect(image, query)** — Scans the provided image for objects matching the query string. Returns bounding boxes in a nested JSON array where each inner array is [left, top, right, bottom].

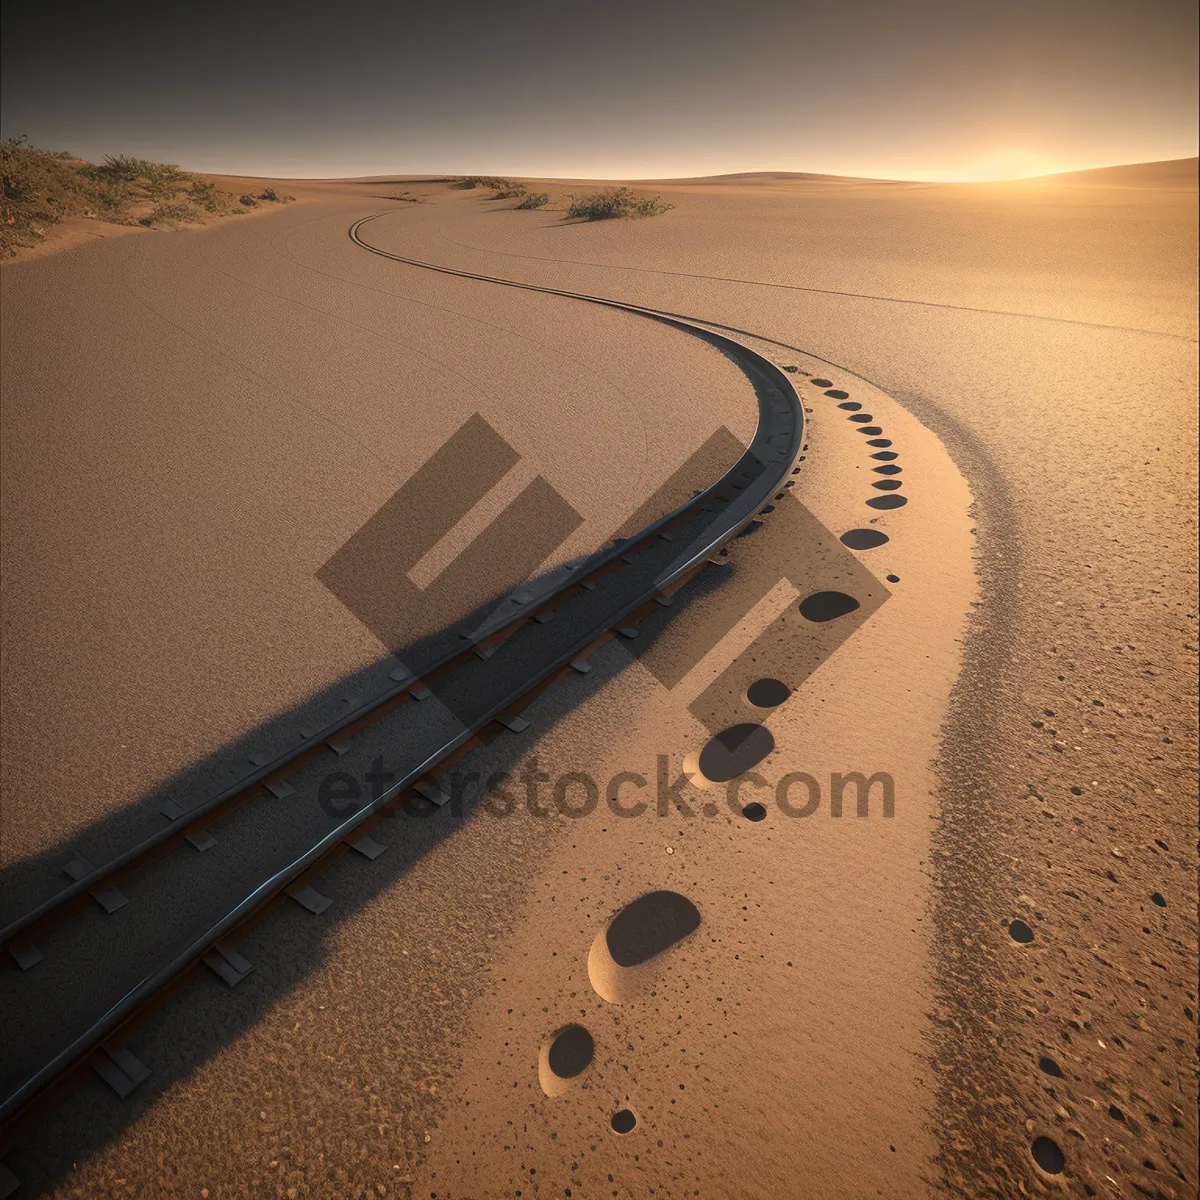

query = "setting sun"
[[945, 148, 1060, 182]]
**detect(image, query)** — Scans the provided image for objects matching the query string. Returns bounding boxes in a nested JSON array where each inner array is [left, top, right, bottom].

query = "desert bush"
[[98, 153, 151, 181], [259, 187, 277, 201], [494, 184, 527, 199], [142, 161, 189, 201], [567, 186, 672, 221], [457, 175, 517, 190], [81, 153, 191, 209], [187, 178, 216, 206], [1, 137, 263, 255], [516, 191, 549, 209], [87, 178, 132, 212], [239, 194, 258, 207], [185, 180, 243, 214], [632, 193, 672, 216], [144, 203, 200, 226], [2, 136, 124, 253]]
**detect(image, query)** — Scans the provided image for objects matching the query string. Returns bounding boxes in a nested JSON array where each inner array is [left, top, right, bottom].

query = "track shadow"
[[0, 536, 732, 1195], [0, 574, 554, 927]]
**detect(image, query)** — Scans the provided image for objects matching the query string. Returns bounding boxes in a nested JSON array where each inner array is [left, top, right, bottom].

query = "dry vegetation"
[[455, 176, 517, 190], [1, 136, 294, 256], [566, 186, 673, 220], [456, 176, 670, 220]]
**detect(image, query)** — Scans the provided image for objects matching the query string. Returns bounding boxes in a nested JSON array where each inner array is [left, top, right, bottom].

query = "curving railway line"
[[0, 209, 805, 1191]]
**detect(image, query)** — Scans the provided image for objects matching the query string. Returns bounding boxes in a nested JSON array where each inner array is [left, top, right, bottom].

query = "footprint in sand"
[[799, 591, 861, 622], [1031, 1135, 1065, 1175], [538, 1023, 596, 1097], [1008, 918, 1035, 944], [683, 723, 776, 790], [840, 528, 890, 550], [611, 1108, 637, 1133], [587, 890, 702, 1004], [746, 678, 791, 708]]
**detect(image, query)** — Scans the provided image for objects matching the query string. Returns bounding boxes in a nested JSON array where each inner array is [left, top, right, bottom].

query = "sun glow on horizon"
[[936, 147, 1061, 182]]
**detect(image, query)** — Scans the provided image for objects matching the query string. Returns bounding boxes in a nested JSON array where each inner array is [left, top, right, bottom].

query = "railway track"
[[0, 209, 804, 1191]]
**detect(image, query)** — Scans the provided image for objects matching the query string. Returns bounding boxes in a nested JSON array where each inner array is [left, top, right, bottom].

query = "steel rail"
[[0, 210, 803, 1167]]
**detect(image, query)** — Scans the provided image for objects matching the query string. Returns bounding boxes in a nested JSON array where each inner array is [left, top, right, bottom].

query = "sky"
[[2, 0, 1197, 181]]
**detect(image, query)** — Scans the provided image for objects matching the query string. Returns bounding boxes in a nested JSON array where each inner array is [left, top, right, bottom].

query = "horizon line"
[[192, 153, 1198, 186]]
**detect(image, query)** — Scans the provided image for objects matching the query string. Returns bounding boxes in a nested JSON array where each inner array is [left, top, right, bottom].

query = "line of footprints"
[[800, 370, 904, 576], [537, 372, 912, 1136]]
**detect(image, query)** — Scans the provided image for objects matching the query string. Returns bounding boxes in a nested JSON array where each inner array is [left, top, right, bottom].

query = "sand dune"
[[1025, 155, 1198, 188], [1, 163, 1195, 1199]]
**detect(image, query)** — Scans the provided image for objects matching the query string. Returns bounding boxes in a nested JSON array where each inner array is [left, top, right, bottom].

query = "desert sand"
[[1, 160, 1195, 1198]]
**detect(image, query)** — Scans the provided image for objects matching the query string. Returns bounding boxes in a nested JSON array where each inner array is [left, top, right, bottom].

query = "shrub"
[[184, 180, 242, 214], [187, 179, 216, 207], [142, 161, 190, 201], [98, 153, 151, 181], [516, 191, 549, 209], [493, 184, 527, 199], [566, 186, 673, 221], [2, 136, 130, 253], [632, 193, 673, 216], [146, 202, 200, 226], [457, 175, 516, 190], [0, 137, 288, 257], [259, 187, 277, 201]]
